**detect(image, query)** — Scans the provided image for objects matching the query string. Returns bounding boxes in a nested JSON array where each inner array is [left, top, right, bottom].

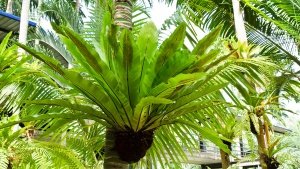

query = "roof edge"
[[0, 10, 36, 27]]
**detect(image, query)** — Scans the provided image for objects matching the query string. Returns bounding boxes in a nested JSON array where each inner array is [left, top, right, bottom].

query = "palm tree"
[[39, 0, 97, 32], [168, 0, 299, 168], [75, 0, 81, 12], [196, 100, 243, 169], [9, 0, 282, 168], [0, 32, 37, 115], [240, 0, 300, 68], [229, 2, 299, 167], [160, 1, 287, 168], [13, 17, 283, 169], [224, 62, 297, 169], [8, 0, 280, 164]]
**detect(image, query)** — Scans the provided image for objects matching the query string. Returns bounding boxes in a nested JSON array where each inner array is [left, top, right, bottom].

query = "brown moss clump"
[[114, 130, 154, 163], [263, 154, 280, 169]]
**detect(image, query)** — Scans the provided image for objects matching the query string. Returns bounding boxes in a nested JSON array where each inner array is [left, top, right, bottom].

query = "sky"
[[150, 0, 177, 28]]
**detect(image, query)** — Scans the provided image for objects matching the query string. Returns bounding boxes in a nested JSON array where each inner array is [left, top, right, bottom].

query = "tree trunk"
[[75, 0, 81, 12], [264, 121, 271, 146], [257, 118, 268, 169], [114, 0, 133, 29], [103, 129, 128, 169], [220, 149, 230, 169], [18, 0, 31, 55], [231, 1, 270, 168], [6, 0, 13, 14], [19, 0, 31, 43], [231, 0, 248, 45]]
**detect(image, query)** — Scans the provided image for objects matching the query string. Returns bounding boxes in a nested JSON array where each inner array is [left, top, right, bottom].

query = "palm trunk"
[[231, 0, 248, 45], [103, 129, 128, 169], [18, 0, 31, 55], [75, 0, 80, 12], [231, 1, 270, 168], [220, 149, 230, 169], [19, 0, 31, 44], [257, 118, 268, 169], [6, 0, 13, 14], [264, 121, 270, 146], [114, 0, 133, 29]]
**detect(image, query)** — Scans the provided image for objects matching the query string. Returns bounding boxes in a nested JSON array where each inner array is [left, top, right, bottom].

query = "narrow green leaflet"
[[121, 29, 141, 108], [0, 32, 12, 55], [27, 99, 109, 122], [155, 23, 186, 73], [165, 82, 229, 114], [150, 72, 206, 98], [132, 96, 174, 131], [137, 22, 158, 98], [0, 113, 91, 129], [192, 25, 222, 55]]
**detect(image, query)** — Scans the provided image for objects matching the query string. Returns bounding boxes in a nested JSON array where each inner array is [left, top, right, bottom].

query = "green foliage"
[[2, 1, 297, 168], [16, 20, 232, 134], [12, 16, 251, 166], [1, 13, 278, 166], [0, 116, 85, 169], [276, 123, 300, 168]]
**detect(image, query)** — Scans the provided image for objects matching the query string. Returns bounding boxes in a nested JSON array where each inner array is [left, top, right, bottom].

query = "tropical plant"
[[171, 1, 300, 167], [242, 0, 300, 42], [5, 1, 282, 165], [1, 0, 299, 168], [196, 100, 243, 169], [0, 32, 36, 115], [15, 18, 228, 167], [0, 32, 83, 169], [225, 62, 292, 169], [0, 116, 87, 169], [12, 14, 286, 169], [40, 0, 85, 32]]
